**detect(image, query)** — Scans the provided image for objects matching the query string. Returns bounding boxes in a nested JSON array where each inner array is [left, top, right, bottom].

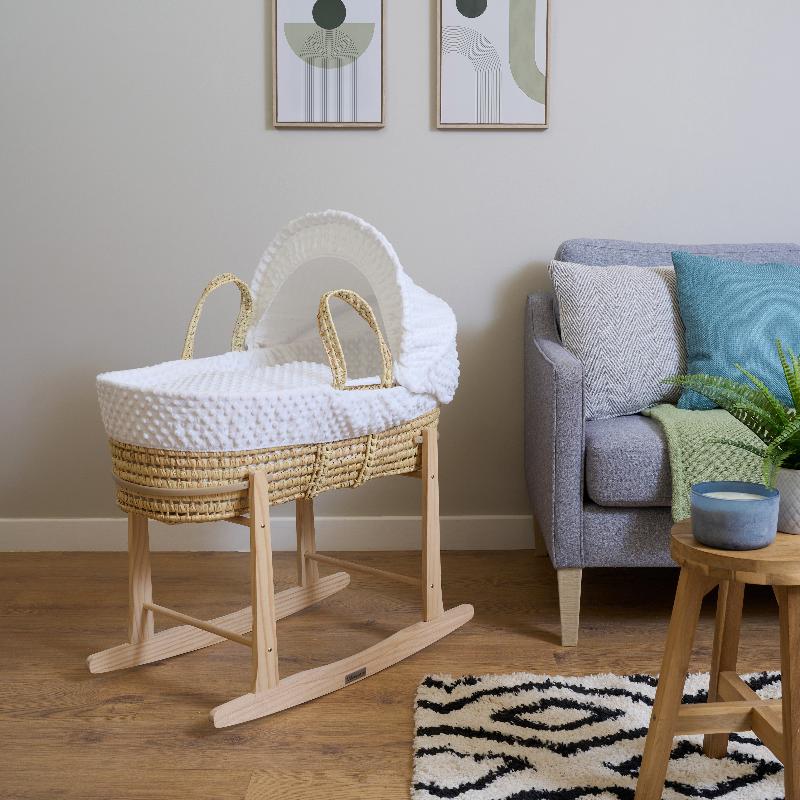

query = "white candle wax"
[[702, 491, 765, 501]]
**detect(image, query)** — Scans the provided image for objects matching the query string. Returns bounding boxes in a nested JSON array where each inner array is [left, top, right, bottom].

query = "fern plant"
[[664, 341, 800, 486]]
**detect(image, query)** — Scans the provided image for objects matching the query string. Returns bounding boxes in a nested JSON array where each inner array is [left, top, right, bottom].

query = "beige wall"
[[1, 0, 799, 520]]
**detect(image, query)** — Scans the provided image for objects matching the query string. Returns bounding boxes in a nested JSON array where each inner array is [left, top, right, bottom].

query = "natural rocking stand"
[[87, 427, 473, 728], [90, 213, 471, 727]]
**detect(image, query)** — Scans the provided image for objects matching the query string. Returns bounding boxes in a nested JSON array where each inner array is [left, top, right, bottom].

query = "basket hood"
[[247, 210, 459, 404]]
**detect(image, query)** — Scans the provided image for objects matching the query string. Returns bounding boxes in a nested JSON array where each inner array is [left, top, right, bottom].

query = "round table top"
[[671, 518, 800, 585]]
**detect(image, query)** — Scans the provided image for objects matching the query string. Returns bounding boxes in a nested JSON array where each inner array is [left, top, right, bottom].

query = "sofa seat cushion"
[[585, 415, 671, 507]]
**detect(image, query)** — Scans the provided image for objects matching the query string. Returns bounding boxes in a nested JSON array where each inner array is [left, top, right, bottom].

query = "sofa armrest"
[[524, 292, 585, 568]]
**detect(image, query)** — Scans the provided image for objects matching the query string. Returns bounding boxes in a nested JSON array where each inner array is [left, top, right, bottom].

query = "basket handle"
[[317, 289, 394, 390], [181, 273, 254, 360]]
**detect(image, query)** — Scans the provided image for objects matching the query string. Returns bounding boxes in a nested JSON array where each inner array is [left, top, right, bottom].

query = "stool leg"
[[295, 498, 319, 587], [250, 471, 279, 694], [704, 580, 745, 757], [778, 586, 800, 800], [127, 513, 154, 644], [635, 567, 714, 800], [421, 428, 444, 622]]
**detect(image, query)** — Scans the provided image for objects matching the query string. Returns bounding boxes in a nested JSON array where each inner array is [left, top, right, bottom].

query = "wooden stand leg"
[[421, 428, 444, 622], [778, 586, 800, 800], [703, 580, 745, 758], [557, 568, 582, 647], [250, 471, 279, 694], [128, 513, 154, 644], [635, 567, 715, 800], [296, 498, 319, 587]]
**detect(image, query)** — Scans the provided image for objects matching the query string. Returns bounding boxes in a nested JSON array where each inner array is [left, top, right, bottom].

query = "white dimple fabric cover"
[[97, 211, 459, 452], [247, 210, 458, 400]]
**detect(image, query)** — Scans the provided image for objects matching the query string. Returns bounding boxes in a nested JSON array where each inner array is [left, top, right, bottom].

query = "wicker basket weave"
[[109, 280, 438, 524]]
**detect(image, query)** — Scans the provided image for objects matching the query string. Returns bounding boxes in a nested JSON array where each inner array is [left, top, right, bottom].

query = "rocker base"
[[87, 572, 351, 674], [88, 427, 473, 728], [210, 603, 474, 728]]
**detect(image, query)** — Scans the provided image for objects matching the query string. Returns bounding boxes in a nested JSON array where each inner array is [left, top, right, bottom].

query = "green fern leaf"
[[725, 405, 778, 445], [664, 375, 783, 439], [788, 343, 800, 412], [765, 416, 800, 452], [735, 364, 790, 425], [763, 447, 792, 487], [776, 340, 800, 412], [664, 373, 781, 417]]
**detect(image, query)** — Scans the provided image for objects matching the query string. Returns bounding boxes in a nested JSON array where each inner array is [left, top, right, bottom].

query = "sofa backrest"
[[555, 239, 800, 267]]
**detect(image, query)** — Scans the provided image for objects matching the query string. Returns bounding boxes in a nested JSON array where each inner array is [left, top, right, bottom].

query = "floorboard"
[[0, 551, 783, 799]]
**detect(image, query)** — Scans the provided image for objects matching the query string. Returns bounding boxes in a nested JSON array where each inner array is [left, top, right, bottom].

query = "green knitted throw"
[[644, 404, 764, 521]]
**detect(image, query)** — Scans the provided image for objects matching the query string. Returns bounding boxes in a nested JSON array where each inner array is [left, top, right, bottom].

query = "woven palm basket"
[[109, 279, 439, 524]]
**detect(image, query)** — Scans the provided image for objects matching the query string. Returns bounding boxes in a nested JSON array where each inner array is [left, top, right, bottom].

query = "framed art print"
[[273, 0, 384, 128], [438, 0, 550, 129]]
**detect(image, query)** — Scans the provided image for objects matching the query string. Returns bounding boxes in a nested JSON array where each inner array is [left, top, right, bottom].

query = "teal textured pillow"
[[672, 251, 800, 410]]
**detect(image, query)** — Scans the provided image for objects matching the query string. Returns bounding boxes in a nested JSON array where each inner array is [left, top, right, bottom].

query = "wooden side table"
[[635, 519, 800, 800]]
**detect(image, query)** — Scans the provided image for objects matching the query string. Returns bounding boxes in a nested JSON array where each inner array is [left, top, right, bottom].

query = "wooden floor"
[[0, 551, 784, 799]]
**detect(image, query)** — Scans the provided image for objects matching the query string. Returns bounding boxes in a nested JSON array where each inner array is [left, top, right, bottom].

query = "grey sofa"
[[525, 238, 800, 646]]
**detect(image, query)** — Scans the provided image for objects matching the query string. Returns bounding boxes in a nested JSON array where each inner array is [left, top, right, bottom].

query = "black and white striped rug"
[[413, 672, 784, 799]]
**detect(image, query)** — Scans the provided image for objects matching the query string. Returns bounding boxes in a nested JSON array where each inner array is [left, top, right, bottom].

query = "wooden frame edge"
[[86, 572, 352, 674], [210, 604, 474, 727], [436, 0, 551, 130], [272, 0, 386, 129]]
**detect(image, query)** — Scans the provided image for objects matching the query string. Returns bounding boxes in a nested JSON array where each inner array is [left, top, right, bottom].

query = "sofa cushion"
[[584, 415, 671, 507], [550, 261, 684, 419], [672, 250, 800, 410]]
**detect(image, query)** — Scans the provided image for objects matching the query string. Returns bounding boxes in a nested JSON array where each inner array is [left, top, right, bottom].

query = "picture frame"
[[437, 0, 550, 130], [273, 0, 385, 129]]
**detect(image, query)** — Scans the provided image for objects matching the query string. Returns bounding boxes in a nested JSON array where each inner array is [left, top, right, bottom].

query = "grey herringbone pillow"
[[549, 260, 686, 419]]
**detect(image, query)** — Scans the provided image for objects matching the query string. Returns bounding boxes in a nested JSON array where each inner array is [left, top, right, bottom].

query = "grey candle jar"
[[690, 481, 779, 551]]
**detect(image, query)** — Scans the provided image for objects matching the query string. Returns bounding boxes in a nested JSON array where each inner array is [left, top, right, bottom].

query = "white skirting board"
[[0, 516, 535, 552]]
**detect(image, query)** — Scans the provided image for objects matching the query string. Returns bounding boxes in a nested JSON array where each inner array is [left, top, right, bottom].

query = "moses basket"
[[88, 211, 473, 727]]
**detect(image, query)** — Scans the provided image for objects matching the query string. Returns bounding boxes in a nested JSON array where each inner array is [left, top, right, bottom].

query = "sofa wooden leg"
[[557, 568, 582, 647]]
